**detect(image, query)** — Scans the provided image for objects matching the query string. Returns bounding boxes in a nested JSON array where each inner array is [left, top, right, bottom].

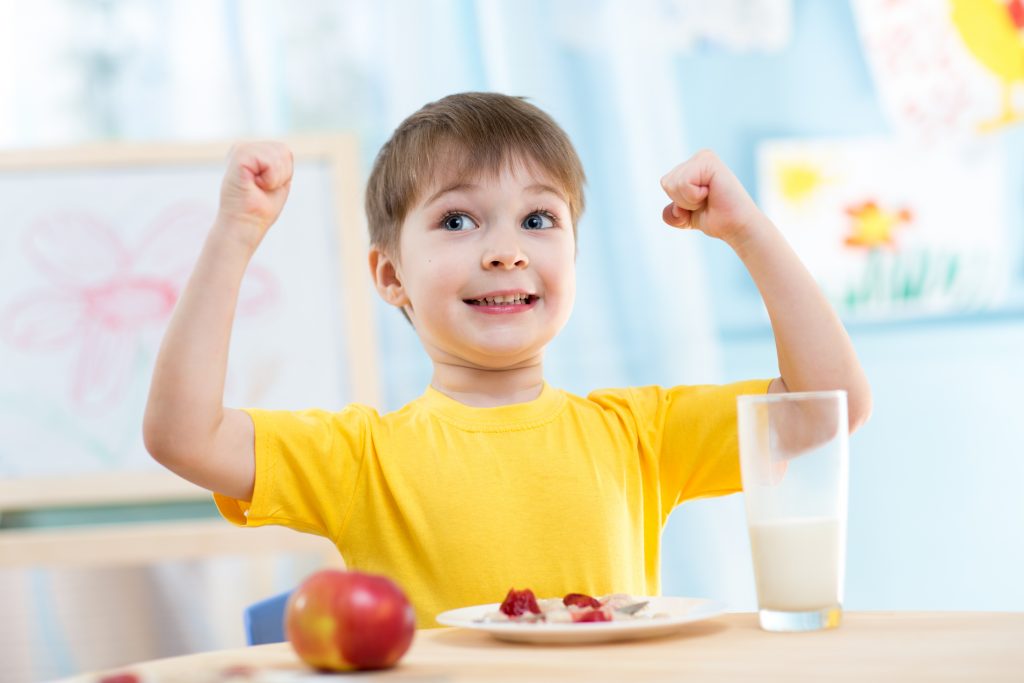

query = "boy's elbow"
[[143, 413, 177, 467], [142, 409, 199, 469], [847, 382, 873, 435]]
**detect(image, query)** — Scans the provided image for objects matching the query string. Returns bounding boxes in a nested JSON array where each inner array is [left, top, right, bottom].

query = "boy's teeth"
[[473, 294, 530, 305]]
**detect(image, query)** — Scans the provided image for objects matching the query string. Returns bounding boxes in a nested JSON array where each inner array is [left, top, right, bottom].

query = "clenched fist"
[[660, 149, 760, 247], [218, 141, 294, 249]]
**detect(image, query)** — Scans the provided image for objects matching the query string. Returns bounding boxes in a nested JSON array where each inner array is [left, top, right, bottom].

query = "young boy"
[[144, 92, 870, 628]]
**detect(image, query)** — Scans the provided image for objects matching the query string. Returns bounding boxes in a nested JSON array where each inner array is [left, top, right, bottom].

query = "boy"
[[144, 92, 870, 628]]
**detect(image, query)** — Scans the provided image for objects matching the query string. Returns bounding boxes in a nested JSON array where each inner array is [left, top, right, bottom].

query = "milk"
[[748, 517, 843, 611]]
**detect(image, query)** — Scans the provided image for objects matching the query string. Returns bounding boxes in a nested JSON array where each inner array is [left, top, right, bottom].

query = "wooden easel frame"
[[0, 137, 376, 565]]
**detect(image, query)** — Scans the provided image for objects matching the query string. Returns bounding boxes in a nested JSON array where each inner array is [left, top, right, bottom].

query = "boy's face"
[[372, 160, 576, 370]]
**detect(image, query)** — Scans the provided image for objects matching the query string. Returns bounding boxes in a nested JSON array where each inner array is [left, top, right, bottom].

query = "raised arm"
[[660, 150, 871, 433], [143, 142, 294, 499]]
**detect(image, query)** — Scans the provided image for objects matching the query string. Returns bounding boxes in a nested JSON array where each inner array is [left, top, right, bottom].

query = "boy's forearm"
[[731, 215, 872, 429], [143, 220, 256, 462]]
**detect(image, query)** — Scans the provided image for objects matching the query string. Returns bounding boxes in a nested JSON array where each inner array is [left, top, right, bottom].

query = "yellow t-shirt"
[[215, 379, 770, 628]]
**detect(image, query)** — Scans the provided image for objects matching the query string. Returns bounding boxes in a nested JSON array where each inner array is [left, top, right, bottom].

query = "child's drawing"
[[757, 138, 1009, 318], [1, 203, 279, 414], [853, 0, 1024, 139], [950, 0, 1024, 130], [0, 155, 352, 480]]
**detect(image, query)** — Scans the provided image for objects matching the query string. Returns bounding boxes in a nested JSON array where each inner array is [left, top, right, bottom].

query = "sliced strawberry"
[[571, 608, 612, 623], [563, 592, 601, 609], [499, 588, 541, 617]]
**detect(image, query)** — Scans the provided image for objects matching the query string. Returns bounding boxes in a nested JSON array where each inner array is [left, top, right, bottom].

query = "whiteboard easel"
[[0, 137, 375, 566]]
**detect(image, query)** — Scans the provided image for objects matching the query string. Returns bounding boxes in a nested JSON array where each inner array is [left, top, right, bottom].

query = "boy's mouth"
[[464, 293, 538, 306]]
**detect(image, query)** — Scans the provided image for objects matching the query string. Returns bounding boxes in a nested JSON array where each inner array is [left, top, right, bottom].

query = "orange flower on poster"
[[843, 200, 913, 250]]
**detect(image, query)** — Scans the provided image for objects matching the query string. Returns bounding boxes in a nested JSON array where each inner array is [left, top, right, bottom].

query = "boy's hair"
[[365, 92, 586, 257]]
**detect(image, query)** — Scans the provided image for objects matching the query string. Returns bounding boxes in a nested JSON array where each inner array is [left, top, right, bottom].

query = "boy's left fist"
[[660, 149, 759, 247]]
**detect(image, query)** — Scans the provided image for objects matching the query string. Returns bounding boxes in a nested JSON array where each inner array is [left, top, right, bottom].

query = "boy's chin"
[[429, 344, 547, 371], [464, 346, 546, 369], [418, 326, 563, 370]]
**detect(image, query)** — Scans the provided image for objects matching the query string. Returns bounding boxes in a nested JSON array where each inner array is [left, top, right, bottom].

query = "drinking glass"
[[737, 390, 849, 632]]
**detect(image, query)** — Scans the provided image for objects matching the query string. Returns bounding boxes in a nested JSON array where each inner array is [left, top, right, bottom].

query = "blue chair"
[[244, 590, 293, 645]]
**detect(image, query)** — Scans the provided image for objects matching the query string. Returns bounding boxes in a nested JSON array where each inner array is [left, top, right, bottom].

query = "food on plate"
[[481, 588, 662, 624], [563, 592, 602, 609], [499, 587, 542, 618]]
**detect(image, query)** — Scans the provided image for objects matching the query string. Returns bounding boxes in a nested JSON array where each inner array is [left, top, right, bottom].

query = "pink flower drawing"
[[1, 203, 278, 413]]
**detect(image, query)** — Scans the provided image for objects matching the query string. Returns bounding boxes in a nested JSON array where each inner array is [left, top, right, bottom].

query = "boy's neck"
[[430, 361, 545, 408]]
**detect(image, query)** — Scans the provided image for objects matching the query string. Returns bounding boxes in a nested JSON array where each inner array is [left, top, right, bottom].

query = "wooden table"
[[57, 612, 1024, 682]]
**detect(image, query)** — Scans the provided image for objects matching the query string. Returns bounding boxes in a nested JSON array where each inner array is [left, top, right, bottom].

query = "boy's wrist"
[[209, 214, 266, 256], [727, 212, 779, 260]]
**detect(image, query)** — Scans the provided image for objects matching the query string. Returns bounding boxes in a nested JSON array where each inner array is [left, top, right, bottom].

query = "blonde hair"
[[365, 92, 586, 256]]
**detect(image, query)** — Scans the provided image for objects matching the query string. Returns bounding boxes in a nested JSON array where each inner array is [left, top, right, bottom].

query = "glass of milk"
[[738, 390, 849, 632]]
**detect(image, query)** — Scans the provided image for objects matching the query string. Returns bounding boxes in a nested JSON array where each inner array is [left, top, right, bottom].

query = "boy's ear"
[[369, 246, 410, 308]]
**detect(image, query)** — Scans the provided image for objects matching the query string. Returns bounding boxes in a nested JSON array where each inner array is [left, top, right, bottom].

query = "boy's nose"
[[483, 251, 529, 270], [482, 236, 529, 270]]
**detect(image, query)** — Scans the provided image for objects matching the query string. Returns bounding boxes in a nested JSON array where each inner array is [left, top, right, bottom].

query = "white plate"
[[435, 596, 726, 644]]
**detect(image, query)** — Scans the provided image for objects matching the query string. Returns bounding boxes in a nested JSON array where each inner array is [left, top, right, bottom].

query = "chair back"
[[243, 590, 293, 645]]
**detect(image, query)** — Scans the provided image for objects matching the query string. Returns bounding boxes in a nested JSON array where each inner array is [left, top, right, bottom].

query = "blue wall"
[[664, 315, 1024, 611]]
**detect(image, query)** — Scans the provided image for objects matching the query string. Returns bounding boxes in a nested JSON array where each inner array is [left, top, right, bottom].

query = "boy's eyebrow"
[[422, 182, 566, 207], [525, 183, 565, 200], [424, 183, 476, 206]]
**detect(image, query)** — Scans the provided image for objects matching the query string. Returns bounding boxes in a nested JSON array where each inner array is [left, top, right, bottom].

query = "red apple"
[[284, 569, 415, 671]]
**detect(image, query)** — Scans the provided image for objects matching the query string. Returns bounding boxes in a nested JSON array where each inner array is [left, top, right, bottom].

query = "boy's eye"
[[522, 212, 554, 230], [441, 213, 478, 231]]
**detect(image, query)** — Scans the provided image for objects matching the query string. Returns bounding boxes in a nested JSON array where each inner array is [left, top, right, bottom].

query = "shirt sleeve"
[[213, 404, 373, 544], [612, 379, 772, 519]]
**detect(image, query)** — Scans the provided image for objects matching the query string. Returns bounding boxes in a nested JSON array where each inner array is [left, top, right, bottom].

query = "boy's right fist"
[[218, 141, 294, 247]]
